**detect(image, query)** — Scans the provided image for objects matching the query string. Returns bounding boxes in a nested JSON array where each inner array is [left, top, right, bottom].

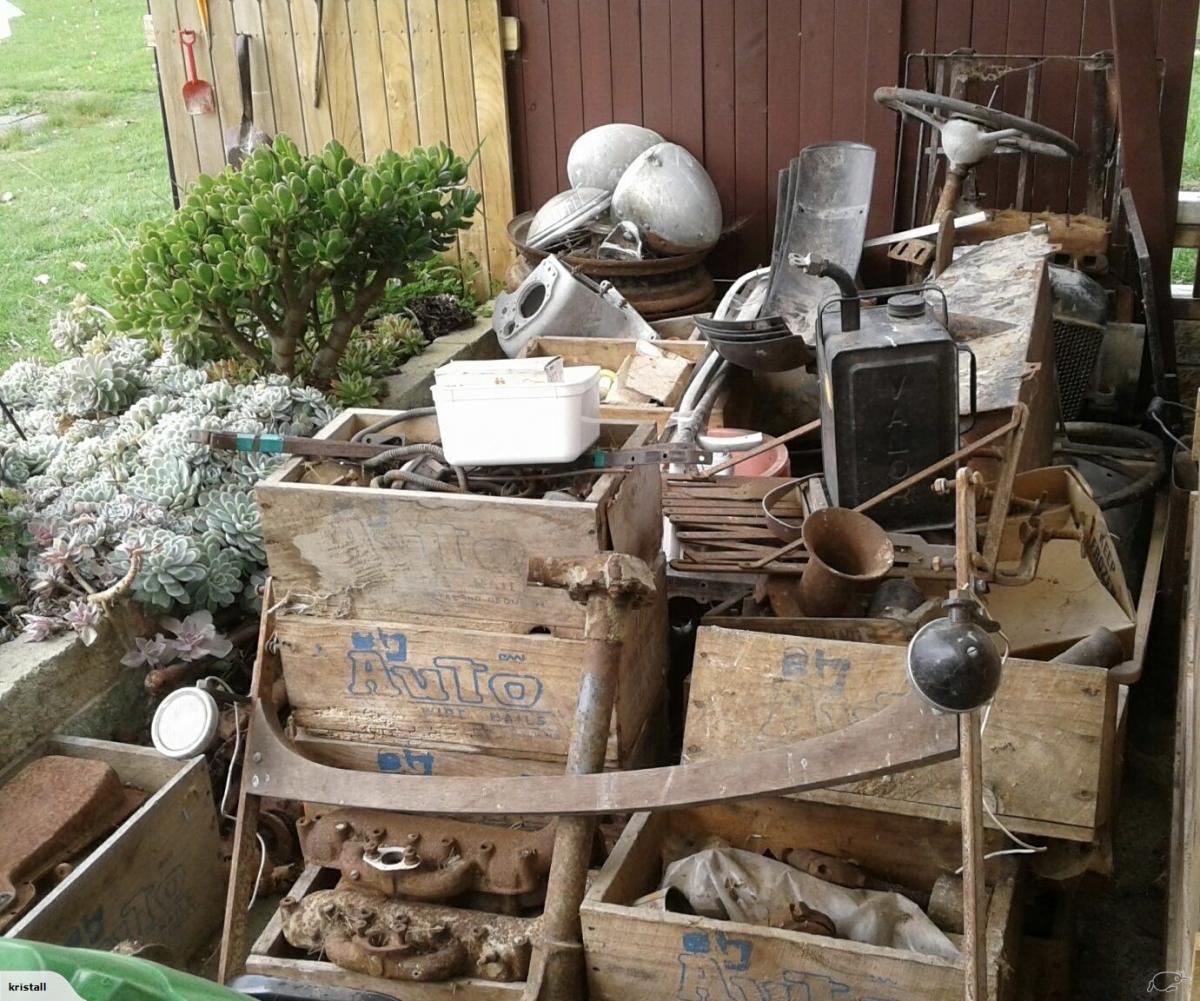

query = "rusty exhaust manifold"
[[280, 886, 538, 982], [297, 811, 556, 903]]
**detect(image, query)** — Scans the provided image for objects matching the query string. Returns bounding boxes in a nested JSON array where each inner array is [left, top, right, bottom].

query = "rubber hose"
[[350, 406, 437, 443], [377, 468, 463, 493], [1057, 422, 1165, 511], [362, 442, 447, 469]]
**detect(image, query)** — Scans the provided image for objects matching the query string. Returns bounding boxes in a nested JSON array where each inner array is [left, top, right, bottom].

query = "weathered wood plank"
[[148, 0, 202, 195], [345, 0, 390, 159], [377, 0, 420, 151], [6, 739, 224, 962], [439, 0, 490, 286], [258, 0, 308, 147], [684, 626, 1112, 841], [467, 0, 516, 283], [279, 615, 625, 762]]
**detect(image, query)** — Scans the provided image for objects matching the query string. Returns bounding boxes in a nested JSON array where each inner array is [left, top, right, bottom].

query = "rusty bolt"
[[931, 477, 950, 496], [297, 817, 310, 827], [370, 827, 385, 839], [52, 862, 74, 882], [349, 869, 361, 881], [479, 841, 494, 854], [334, 821, 349, 833], [280, 896, 297, 909], [407, 832, 420, 843], [931, 556, 944, 572], [411, 966, 424, 980]]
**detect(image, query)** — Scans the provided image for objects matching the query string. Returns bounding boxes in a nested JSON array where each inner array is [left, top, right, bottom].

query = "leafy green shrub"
[[109, 137, 480, 383]]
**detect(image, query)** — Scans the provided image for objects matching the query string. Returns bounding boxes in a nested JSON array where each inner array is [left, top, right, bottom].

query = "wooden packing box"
[[290, 682, 665, 775], [246, 865, 526, 1001], [581, 798, 1021, 1001], [276, 567, 668, 768], [684, 626, 1116, 843], [522, 336, 747, 431], [258, 410, 662, 635], [3, 736, 224, 964]]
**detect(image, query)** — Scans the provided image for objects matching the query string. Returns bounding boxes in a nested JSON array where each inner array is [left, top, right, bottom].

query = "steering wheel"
[[874, 86, 1083, 161]]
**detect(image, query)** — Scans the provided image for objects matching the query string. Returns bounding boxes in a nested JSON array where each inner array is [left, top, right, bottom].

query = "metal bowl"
[[708, 333, 815, 372]]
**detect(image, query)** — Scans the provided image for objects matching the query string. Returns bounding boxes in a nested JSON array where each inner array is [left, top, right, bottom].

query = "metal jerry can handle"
[[957, 342, 978, 434]]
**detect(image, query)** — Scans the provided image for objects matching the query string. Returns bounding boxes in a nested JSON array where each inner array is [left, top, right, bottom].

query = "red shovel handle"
[[179, 29, 200, 83]]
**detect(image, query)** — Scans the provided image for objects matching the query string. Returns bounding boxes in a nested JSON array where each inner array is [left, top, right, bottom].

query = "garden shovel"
[[179, 29, 214, 115], [225, 33, 272, 167]]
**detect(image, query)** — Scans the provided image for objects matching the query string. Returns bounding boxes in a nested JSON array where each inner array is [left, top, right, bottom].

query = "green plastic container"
[[0, 939, 243, 1001]]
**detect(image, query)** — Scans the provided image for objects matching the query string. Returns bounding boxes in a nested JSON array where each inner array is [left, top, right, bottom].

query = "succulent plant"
[[202, 488, 265, 563], [190, 532, 244, 611], [331, 370, 381, 408], [49, 294, 111, 355], [63, 354, 142, 417], [0, 361, 50, 409], [127, 455, 200, 511], [121, 528, 207, 609], [109, 137, 479, 381]]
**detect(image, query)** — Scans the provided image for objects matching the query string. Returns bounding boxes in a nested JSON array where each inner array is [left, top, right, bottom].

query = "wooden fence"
[[147, 0, 515, 289]]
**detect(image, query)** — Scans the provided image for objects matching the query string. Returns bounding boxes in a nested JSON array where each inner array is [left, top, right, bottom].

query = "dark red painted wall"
[[500, 0, 1199, 277]]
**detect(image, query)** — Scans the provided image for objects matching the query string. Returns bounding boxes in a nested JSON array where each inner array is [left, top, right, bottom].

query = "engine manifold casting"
[[297, 811, 556, 904], [280, 887, 537, 983]]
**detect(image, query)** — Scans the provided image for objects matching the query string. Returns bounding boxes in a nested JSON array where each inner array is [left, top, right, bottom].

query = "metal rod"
[[955, 469, 988, 1001], [863, 211, 989, 248], [700, 419, 821, 479]]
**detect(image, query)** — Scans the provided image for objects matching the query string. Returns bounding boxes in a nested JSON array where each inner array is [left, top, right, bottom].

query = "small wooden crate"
[[684, 626, 1116, 843], [258, 411, 662, 635], [246, 865, 525, 1001], [276, 568, 668, 768], [581, 797, 1021, 1001], [523, 336, 747, 431], [3, 736, 224, 963]]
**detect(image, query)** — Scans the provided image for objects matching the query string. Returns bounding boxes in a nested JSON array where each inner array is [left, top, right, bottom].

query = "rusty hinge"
[[502, 15, 520, 53]]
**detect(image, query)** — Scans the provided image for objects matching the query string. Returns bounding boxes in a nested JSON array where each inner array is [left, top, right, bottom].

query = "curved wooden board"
[[245, 692, 957, 817]]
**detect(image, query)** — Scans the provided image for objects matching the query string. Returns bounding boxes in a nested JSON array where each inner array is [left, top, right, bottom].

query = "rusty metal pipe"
[[524, 554, 654, 1001], [1051, 627, 1126, 669]]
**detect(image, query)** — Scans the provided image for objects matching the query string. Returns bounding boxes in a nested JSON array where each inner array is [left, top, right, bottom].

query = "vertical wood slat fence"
[[147, 0, 515, 290]]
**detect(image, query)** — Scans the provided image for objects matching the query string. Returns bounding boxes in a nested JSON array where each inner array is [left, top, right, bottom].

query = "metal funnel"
[[799, 507, 894, 617]]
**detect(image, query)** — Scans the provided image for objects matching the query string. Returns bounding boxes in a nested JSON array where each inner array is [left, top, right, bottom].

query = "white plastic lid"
[[151, 686, 220, 759]]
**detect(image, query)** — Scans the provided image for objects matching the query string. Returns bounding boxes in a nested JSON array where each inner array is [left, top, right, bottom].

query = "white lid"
[[151, 686, 220, 759]]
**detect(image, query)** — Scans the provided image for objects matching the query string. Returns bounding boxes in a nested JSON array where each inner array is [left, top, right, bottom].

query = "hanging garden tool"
[[225, 34, 272, 167], [179, 29, 214, 116]]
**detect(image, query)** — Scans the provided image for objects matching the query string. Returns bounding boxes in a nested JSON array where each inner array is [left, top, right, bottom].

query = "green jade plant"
[[109, 137, 480, 382]]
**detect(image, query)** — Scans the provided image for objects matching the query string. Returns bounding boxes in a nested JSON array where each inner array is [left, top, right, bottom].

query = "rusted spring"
[[363, 442, 448, 469], [371, 467, 468, 493], [350, 406, 437, 443]]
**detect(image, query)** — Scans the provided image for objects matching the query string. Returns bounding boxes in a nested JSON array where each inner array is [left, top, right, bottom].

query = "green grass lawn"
[[0, 0, 171, 368]]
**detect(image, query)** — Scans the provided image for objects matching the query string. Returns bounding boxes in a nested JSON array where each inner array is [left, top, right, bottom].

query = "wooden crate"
[[276, 570, 667, 768], [581, 798, 1021, 1001], [3, 736, 224, 964], [291, 681, 664, 775], [246, 865, 525, 1001], [683, 626, 1116, 843], [523, 337, 747, 431], [258, 410, 662, 635]]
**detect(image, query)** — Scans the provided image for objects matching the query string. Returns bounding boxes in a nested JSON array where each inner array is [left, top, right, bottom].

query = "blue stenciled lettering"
[[675, 931, 894, 1001]]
